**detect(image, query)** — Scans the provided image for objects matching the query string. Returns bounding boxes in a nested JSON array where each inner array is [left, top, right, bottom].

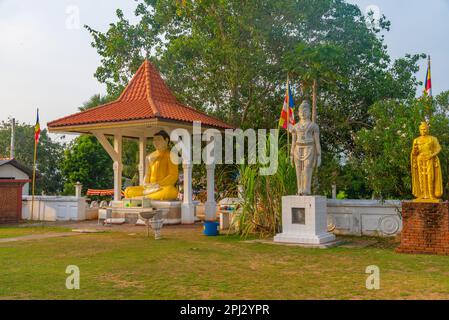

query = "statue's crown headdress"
[[299, 100, 311, 112], [419, 122, 429, 129]]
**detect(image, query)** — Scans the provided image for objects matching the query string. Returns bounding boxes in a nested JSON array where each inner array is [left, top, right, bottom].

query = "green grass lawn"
[[1, 225, 449, 300]]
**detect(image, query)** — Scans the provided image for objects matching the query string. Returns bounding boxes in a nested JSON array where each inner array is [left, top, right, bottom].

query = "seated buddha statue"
[[124, 130, 179, 201]]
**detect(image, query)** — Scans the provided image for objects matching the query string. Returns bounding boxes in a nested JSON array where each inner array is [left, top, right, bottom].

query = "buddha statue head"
[[153, 130, 170, 151], [298, 100, 311, 122], [419, 122, 429, 137]]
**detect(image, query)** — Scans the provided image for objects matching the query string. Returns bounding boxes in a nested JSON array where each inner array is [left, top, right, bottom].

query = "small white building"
[[0, 158, 32, 195]]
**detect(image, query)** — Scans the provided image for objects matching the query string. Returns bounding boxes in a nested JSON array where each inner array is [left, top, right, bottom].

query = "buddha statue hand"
[[413, 144, 419, 155], [143, 183, 161, 195]]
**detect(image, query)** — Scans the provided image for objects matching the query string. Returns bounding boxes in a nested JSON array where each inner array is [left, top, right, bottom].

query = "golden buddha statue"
[[411, 122, 443, 203], [124, 131, 179, 201]]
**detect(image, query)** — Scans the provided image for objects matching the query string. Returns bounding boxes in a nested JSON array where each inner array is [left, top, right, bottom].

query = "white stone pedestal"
[[274, 196, 336, 245]]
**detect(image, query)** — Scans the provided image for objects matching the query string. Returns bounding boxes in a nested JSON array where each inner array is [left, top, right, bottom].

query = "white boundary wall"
[[20, 196, 403, 236], [327, 199, 402, 237], [22, 196, 87, 221]]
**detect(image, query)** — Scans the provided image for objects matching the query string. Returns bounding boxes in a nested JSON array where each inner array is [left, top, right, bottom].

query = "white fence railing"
[[22, 196, 87, 222], [327, 199, 402, 237]]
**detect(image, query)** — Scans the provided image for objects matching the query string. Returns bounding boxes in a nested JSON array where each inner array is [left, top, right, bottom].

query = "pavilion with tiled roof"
[[48, 60, 234, 224]]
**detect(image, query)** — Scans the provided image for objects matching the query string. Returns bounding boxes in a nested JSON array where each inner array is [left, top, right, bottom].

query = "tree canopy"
[[355, 92, 449, 199], [86, 0, 424, 156], [81, 0, 433, 199], [61, 135, 114, 194], [0, 120, 65, 195]]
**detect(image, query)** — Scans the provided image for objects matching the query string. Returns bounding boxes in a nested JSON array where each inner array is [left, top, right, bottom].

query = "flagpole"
[[429, 55, 433, 98], [286, 75, 290, 156], [426, 55, 433, 122], [31, 108, 40, 221], [31, 137, 37, 221]]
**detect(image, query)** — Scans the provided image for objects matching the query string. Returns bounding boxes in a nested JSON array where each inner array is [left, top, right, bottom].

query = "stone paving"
[[0, 220, 205, 243], [0, 232, 80, 243]]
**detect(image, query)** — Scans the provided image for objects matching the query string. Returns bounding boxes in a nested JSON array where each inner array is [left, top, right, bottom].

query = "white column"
[[181, 162, 195, 224], [75, 182, 82, 198], [332, 184, 337, 200], [113, 134, 123, 201], [205, 164, 217, 221], [139, 137, 147, 186]]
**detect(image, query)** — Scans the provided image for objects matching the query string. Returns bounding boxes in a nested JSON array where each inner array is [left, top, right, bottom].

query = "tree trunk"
[[312, 79, 318, 123]]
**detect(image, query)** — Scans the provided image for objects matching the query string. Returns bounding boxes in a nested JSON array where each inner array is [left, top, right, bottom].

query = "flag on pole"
[[279, 78, 295, 131], [34, 109, 41, 143], [424, 56, 432, 97], [31, 108, 40, 221]]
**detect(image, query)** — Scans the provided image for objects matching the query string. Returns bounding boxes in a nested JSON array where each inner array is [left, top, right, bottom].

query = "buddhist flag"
[[34, 109, 41, 143], [279, 78, 295, 131], [425, 56, 432, 97]]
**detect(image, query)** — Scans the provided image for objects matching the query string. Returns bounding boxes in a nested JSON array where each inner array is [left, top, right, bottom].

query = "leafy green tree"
[[284, 43, 347, 122], [79, 94, 117, 111], [0, 120, 65, 195], [83, 0, 431, 200], [78, 95, 141, 187], [85, 1, 423, 148], [61, 135, 114, 194], [122, 137, 139, 186], [355, 93, 449, 200]]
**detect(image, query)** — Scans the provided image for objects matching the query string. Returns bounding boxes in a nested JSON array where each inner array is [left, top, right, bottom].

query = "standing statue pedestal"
[[276, 101, 337, 247], [396, 201, 449, 256], [274, 196, 336, 246]]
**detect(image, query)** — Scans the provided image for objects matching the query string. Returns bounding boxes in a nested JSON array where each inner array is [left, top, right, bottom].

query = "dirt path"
[[0, 233, 80, 243]]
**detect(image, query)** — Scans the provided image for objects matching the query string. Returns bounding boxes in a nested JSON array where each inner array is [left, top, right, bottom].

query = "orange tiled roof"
[[47, 61, 233, 130]]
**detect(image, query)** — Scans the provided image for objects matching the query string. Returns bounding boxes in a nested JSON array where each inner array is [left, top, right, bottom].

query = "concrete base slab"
[[245, 239, 344, 249], [274, 232, 336, 245], [72, 229, 106, 234]]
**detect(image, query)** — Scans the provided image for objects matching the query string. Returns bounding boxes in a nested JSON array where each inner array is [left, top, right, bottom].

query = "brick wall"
[[396, 201, 449, 255], [0, 184, 21, 224]]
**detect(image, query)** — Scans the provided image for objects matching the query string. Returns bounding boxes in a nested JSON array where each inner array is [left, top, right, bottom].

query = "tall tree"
[[79, 94, 117, 111], [355, 92, 449, 199], [85, 0, 423, 155], [0, 120, 65, 195], [61, 135, 114, 194], [77, 95, 141, 187]]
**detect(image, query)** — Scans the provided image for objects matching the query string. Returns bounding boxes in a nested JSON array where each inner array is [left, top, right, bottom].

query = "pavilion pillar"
[[181, 162, 195, 224], [205, 164, 217, 221], [138, 137, 147, 186], [113, 134, 123, 201]]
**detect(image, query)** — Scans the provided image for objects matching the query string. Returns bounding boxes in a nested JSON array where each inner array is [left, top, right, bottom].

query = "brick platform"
[[396, 201, 449, 255]]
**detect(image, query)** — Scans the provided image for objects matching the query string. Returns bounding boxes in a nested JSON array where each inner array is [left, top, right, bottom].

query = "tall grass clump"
[[237, 144, 296, 238]]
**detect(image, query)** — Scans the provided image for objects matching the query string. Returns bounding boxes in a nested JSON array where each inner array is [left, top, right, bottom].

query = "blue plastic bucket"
[[203, 221, 220, 236]]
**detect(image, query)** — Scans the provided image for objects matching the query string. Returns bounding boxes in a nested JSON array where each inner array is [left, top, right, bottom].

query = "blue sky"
[[348, 0, 449, 95], [1, 0, 448, 130]]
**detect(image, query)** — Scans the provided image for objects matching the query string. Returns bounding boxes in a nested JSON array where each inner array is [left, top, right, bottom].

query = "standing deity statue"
[[290, 101, 322, 196], [411, 122, 443, 203]]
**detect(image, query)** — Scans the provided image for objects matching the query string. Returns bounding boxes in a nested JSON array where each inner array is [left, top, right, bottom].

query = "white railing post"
[[181, 162, 195, 224], [139, 137, 147, 186], [113, 134, 123, 201], [205, 164, 217, 221]]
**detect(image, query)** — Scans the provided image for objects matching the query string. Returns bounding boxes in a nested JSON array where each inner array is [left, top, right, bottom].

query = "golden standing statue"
[[411, 122, 443, 203]]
